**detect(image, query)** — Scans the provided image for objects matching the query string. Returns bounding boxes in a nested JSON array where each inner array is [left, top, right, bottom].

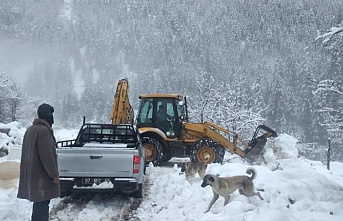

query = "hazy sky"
[[1, 40, 46, 85]]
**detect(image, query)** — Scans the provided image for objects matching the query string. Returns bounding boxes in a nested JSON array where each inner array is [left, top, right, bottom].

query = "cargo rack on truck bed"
[[56, 123, 138, 148]]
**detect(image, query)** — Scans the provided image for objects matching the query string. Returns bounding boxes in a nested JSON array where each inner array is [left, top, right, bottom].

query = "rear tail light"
[[133, 155, 140, 173]]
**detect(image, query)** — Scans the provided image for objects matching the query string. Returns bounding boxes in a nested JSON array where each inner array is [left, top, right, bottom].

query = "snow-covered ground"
[[0, 122, 343, 221]]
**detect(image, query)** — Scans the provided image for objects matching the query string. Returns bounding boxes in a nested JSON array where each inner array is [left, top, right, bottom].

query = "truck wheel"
[[60, 189, 72, 198], [131, 183, 143, 198], [60, 181, 73, 198], [190, 138, 225, 163], [143, 138, 164, 166]]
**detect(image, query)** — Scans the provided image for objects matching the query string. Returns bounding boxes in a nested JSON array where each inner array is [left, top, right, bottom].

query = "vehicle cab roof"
[[139, 94, 183, 100]]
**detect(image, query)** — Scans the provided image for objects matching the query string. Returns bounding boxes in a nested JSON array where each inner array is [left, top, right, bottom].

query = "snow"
[[0, 122, 343, 221], [315, 26, 343, 43], [72, 180, 114, 189]]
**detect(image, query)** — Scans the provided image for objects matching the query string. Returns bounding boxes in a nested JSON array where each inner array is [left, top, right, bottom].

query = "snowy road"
[[48, 174, 152, 221], [0, 160, 151, 221], [49, 192, 143, 221]]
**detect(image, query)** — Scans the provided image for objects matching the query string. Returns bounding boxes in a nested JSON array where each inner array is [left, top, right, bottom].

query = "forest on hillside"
[[0, 0, 342, 161]]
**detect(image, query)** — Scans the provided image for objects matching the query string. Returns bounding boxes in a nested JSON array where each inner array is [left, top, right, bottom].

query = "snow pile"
[[271, 133, 298, 159], [0, 122, 79, 161], [0, 133, 10, 152], [137, 159, 343, 221], [0, 122, 26, 157]]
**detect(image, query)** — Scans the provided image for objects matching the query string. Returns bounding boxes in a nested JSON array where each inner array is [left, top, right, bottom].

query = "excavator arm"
[[182, 122, 277, 163], [111, 79, 134, 125], [208, 123, 278, 161]]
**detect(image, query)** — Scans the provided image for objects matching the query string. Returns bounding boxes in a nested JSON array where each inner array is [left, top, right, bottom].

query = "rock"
[[0, 151, 7, 157], [0, 128, 10, 135]]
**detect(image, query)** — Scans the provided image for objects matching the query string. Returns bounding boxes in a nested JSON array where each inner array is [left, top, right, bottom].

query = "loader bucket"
[[246, 125, 278, 159], [246, 135, 267, 156]]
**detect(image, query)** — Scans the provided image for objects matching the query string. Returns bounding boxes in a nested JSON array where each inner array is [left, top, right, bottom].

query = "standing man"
[[157, 104, 171, 131], [17, 103, 60, 221]]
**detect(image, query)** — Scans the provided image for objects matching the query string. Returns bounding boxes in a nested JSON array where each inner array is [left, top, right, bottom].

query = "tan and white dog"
[[201, 167, 263, 212], [181, 161, 208, 181]]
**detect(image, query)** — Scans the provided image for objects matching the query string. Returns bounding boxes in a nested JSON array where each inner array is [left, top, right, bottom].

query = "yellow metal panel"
[[139, 94, 183, 100], [138, 127, 168, 140], [181, 122, 247, 157]]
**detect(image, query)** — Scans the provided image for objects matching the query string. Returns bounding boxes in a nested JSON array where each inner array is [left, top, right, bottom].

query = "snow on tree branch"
[[0, 72, 11, 88], [317, 107, 341, 114], [313, 79, 343, 96], [315, 26, 343, 43]]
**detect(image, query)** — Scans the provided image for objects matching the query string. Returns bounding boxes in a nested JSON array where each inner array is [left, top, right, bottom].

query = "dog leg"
[[255, 192, 264, 200], [186, 172, 196, 181], [241, 188, 264, 200], [198, 170, 205, 178], [205, 193, 219, 213], [223, 194, 231, 206], [238, 189, 244, 195]]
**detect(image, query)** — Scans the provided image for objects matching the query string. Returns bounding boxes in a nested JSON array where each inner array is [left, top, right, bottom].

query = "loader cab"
[[136, 94, 186, 138]]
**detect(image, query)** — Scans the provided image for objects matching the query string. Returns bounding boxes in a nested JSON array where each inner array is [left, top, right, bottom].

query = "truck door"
[[136, 98, 153, 127], [155, 99, 180, 138]]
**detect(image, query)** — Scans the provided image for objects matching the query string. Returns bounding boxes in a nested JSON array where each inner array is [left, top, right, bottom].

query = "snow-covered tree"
[[0, 71, 22, 123]]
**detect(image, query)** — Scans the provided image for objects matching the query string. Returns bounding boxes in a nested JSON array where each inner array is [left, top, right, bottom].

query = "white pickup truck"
[[56, 123, 145, 198]]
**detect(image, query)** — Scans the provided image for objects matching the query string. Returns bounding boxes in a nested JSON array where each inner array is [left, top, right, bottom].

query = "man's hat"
[[37, 103, 54, 125]]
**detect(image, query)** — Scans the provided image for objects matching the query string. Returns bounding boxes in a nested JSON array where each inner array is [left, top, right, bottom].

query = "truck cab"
[[135, 94, 186, 139]]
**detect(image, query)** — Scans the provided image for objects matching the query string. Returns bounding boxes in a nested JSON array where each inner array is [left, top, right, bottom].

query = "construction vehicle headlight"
[[166, 131, 171, 136]]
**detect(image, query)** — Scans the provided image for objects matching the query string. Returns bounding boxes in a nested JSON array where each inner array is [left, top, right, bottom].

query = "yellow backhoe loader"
[[111, 79, 277, 165]]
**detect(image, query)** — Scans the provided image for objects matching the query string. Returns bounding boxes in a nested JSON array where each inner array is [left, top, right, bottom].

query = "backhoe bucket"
[[246, 135, 267, 156], [245, 125, 278, 160]]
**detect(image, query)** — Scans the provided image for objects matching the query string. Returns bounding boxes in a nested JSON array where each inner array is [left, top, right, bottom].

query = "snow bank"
[[270, 133, 298, 159], [0, 122, 79, 162]]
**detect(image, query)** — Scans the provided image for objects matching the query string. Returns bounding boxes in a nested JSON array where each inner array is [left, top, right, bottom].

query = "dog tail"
[[246, 167, 257, 180]]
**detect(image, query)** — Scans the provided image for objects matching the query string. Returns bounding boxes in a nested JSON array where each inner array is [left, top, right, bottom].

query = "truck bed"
[[56, 123, 145, 198], [58, 144, 136, 177]]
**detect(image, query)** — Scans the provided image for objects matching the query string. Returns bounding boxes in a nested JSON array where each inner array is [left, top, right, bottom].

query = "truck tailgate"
[[57, 147, 136, 177]]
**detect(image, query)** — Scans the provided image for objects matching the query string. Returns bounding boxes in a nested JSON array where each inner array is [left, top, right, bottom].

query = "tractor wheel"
[[143, 137, 164, 166], [162, 149, 172, 162], [190, 138, 225, 163]]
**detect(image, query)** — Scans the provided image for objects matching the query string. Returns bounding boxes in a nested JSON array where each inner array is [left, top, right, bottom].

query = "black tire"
[[190, 138, 225, 163], [162, 149, 172, 162], [60, 181, 73, 198], [131, 183, 143, 198], [60, 190, 72, 198], [142, 137, 164, 166]]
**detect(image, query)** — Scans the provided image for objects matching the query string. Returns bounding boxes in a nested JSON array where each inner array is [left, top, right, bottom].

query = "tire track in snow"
[[49, 193, 127, 221], [49, 167, 153, 221], [49, 193, 95, 221], [108, 175, 152, 221]]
